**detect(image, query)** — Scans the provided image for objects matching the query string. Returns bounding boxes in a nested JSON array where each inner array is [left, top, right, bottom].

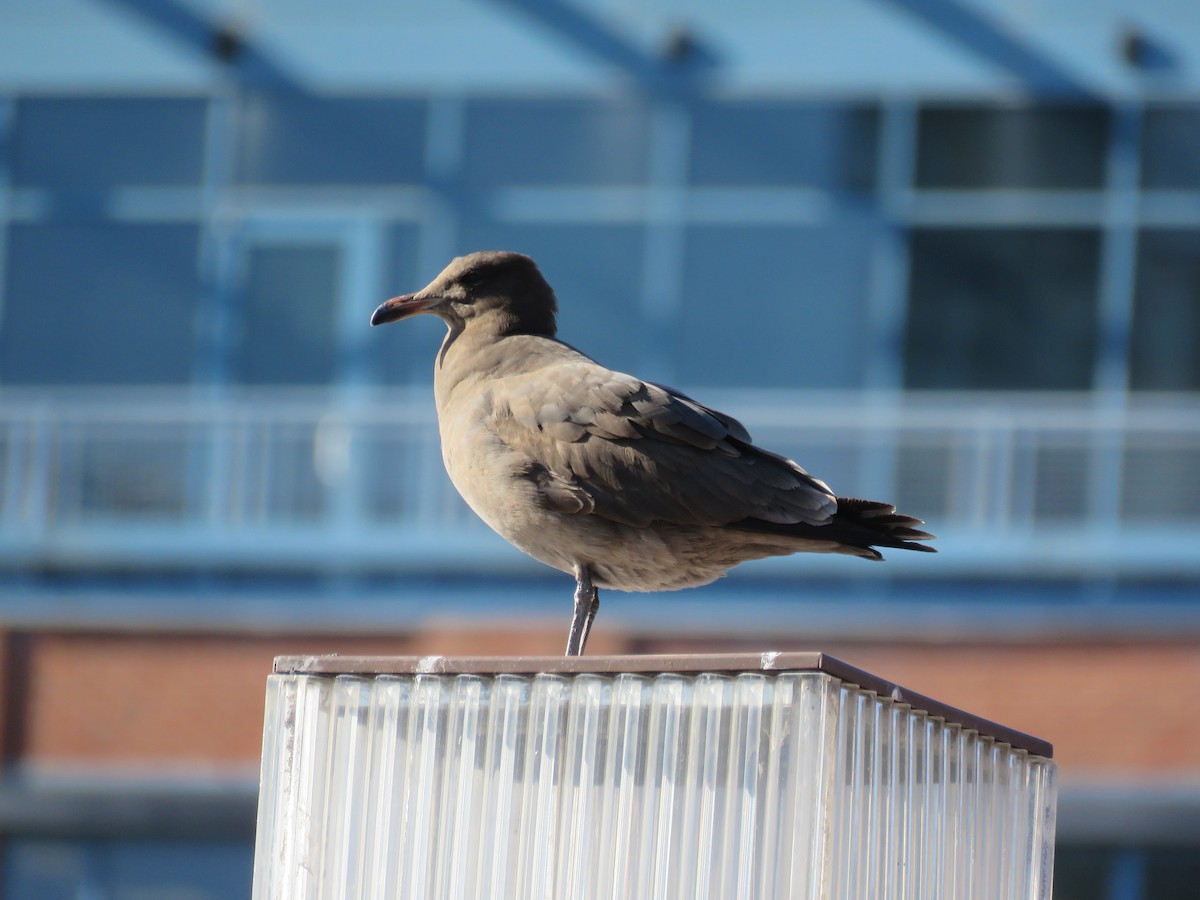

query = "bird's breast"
[[437, 390, 554, 545]]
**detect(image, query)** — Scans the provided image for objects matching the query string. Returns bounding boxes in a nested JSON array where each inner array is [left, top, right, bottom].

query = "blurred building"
[[1, 1, 1200, 897]]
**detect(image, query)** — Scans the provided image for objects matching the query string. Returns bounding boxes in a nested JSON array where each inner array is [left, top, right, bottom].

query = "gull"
[[371, 251, 935, 655]]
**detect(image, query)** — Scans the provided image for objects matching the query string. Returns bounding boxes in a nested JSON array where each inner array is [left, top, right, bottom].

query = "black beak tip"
[[370, 301, 404, 327]]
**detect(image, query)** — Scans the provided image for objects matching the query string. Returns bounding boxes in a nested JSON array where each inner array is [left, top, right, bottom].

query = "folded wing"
[[489, 357, 838, 529]]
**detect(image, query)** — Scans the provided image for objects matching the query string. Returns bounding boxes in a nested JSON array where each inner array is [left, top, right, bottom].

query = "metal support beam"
[[879, 0, 1098, 98], [95, 0, 305, 92], [485, 0, 716, 97]]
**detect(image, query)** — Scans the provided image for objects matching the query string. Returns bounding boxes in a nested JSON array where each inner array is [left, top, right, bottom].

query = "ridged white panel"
[[253, 671, 1056, 900]]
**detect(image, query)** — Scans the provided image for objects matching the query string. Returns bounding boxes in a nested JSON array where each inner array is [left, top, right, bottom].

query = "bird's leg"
[[565, 563, 600, 656], [577, 583, 600, 655]]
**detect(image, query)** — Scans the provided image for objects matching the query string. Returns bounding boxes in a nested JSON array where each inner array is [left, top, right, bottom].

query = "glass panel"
[[678, 220, 875, 388], [13, 97, 206, 188], [462, 98, 651, 186], [689, 101, 878, 191], [1141, 104, 1200, 190], [1130, 230, 1200, 391], [456, 223, 646, 376], [904, 229, 1100, 390], [2, 223, 199, 385], [235, 95, 426, 184], [234, 243, 340, 385], [916, 105, 1109, 189]]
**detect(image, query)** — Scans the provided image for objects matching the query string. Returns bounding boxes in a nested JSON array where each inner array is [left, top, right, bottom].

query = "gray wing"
[[488, 360, 837, 528]]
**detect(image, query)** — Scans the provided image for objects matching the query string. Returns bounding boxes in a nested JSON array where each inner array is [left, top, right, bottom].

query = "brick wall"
[[2, 624, 1196, 776]]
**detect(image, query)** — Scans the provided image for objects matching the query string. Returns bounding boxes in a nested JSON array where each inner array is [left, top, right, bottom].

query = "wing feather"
[[492, 361, 836, 528]]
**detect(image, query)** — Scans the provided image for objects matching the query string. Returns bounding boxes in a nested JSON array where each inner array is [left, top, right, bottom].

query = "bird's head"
[[370, 250, 558, 336]]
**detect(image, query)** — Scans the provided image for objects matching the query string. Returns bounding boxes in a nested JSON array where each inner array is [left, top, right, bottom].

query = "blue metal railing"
[[1, 388, 1197, 577]]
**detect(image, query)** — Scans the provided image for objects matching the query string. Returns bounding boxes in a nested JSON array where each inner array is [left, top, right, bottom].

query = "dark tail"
[[734, 497, 937, 561], [826, 497, 937, 560]]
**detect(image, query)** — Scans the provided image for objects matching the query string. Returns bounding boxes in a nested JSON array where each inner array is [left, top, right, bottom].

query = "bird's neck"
[[433, 317, 556, 408], [432, 319, 508, 404]]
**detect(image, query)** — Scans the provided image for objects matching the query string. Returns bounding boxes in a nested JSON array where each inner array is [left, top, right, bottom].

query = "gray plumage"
[[371, 251, 935, 654]]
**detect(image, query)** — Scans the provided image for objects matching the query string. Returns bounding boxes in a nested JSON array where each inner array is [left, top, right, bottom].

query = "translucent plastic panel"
[[254, 671, 1056, 900]]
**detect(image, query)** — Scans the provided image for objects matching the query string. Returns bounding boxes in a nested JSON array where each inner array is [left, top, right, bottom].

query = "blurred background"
[[1, 0, 1199, 897]]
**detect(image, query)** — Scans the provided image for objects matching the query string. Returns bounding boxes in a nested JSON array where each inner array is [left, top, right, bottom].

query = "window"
[[3, 838, 253, 900], [904, 229, 1100, 390], [689, 100, 878, 192], [1145, 846, 1200, 899], [1130, 230, 1200, 391], [1, 223, 200, 385], [233, 243, 341, 385], [462, 98, 652, 186], [1141, 104, 1200, 190], [1052, 845, 1113, 900], [1055, 845, 1200, 900], [235, 95, 427, 185], [13, 97, 206, 188], [916, 105, 1110, 190], [678, 220, 877, 389]]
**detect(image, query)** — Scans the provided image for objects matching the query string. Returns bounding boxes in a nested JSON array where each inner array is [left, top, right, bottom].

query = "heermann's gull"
[[371, 251, 935, 655]]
